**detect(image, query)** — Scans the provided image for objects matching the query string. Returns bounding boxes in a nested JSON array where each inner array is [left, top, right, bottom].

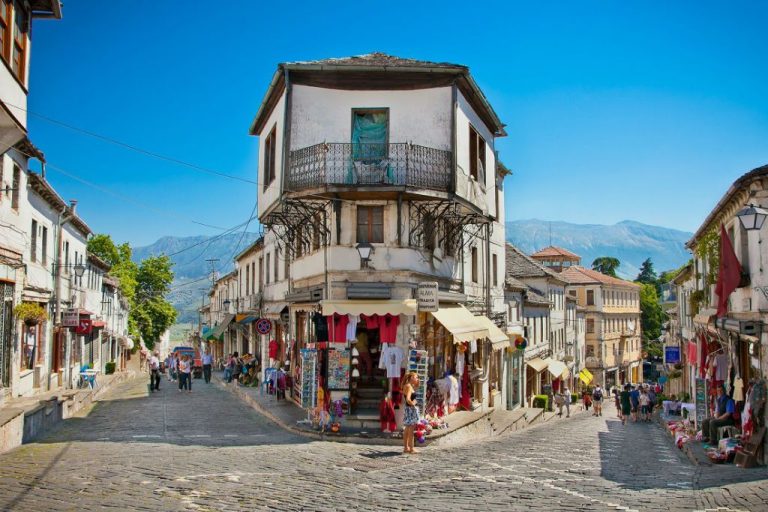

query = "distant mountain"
[[505, 219, 693, 279], [133, 232, 260, 323]]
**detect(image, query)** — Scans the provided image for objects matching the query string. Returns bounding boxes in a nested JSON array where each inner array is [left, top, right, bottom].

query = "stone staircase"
[[346, 380, 386, 430]]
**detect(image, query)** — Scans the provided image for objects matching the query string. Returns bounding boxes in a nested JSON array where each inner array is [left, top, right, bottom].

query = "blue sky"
[[26, 0, 768, 247]]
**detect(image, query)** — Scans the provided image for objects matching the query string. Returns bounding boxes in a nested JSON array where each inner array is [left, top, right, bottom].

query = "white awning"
[[693, 308, 717, 326], [507, 324, 525, 337], [262, 302, 287, 319], [475, 315, 510, 349], [430, 304, 488, 344], [526, 357, 549, 373], [547, 359, 568, 378], [321, 299, 417, 317], [211, 314, 235, 339]]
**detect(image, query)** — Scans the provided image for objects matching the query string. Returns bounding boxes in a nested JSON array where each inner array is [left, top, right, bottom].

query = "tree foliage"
[[87, 235, 176, 350], [636, 258, 658, 285], [638, 282, 665, 342], [591, 257, 621, 277]]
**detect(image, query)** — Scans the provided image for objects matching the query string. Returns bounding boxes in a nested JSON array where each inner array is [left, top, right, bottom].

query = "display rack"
[[408, 349, 428, 415], [299, 349, 318, 409]]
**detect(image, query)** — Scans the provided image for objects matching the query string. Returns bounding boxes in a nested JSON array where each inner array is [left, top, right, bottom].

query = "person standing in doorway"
[[402, 371, 420, 454], [149, 350, 161, 392], [201, 348, 213, 384]]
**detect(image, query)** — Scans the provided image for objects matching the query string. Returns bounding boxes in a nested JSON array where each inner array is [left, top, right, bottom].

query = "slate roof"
[[505, 276, 528, 290], [531, 246, 581, 260], [560, 266, 641, 288], [284, 52, 465, 71], [525, 287, 551, 305], [505, 243, 565, 282]]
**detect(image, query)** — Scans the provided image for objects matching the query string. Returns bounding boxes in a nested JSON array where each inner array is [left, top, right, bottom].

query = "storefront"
[[505, 347, 525, 410], [525, 356, 548, 403]]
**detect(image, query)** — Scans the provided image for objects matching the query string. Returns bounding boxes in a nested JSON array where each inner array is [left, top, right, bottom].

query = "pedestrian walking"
[[639, 388, 651, 422], [402, 371, 420, 454], [620, 384, 631, 425], [231, 351, 242, 385], [648, 386, 657, 418], [165, 354, 173, 382], [563, 387, 571, 418], [613, 387, 622, 420], [582, 390, 592, 412], [630, 385, 640, 422], [592, 385, 603, 416], [149, 350, 161, 392], [178, 355, 192, 393], [201, 348, 213, 384], [554, 392, 565, 417], [224, 353, 233, 383]]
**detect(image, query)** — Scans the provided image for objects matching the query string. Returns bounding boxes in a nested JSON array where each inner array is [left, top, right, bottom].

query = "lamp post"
[[355, 242, 374, 269]]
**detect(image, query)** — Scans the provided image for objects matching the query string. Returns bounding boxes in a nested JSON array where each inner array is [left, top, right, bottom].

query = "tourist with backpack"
[[592, 385, 603, 417]]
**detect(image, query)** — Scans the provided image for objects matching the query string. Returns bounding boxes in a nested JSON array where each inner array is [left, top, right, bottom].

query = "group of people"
[[615, 383, 659, 425], [163, 352, 194, 393], [222, 352, 259, 385]]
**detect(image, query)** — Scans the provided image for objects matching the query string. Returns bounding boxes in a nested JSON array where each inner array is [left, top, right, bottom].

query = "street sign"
[[417, 281, 439, 312], [256, 318, 272, 335], [75, 318, 92, 335], [62, 308, 79, 327], [664, 346, 681, 365]]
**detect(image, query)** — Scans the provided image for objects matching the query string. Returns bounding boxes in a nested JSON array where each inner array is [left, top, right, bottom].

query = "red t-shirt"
[[268, 339, 278, 359], [379, 314, 400, 344], [326, 314, 349, 343]]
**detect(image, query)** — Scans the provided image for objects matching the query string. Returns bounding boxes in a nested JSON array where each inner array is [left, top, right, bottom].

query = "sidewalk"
[[0, 364, 137, 453], [214, 372, 545, 446]]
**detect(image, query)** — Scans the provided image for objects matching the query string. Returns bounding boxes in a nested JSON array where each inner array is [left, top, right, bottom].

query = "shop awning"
[[210, 314, 235, 339], [507, 324, 525, 337], [430, 304, 488, 344], [547, 359, 568, 378], [92, 320, 106, 328], [237, 315, 257, 324], [322, 299, 417, 317], [475, 315, 509, 349], [526, 357, 549, 373], [693, 308, 716, 326], [262, 302, 288, 319]]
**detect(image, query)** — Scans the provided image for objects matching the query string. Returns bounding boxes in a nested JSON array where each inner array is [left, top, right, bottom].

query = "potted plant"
[[13, 302, 48, 326]]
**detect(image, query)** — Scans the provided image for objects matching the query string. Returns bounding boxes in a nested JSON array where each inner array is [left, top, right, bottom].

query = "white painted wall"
[[290, 85, 451, 150], [256, 91, 287, 218], [455, 90, 496, 211]]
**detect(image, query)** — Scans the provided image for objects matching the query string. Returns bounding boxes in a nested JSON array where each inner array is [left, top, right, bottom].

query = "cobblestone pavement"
[[1, 376, 767, 511]]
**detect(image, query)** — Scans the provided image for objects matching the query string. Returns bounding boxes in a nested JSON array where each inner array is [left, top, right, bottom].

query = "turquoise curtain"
[[350, 112, 389, 183]]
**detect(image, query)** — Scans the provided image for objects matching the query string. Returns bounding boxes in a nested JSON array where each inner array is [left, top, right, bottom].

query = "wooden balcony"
[[286, 142, 452, 197]]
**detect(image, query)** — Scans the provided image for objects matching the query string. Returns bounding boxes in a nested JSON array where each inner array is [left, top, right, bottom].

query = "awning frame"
[[430, 304, 488, 344], [321, 299, 417, 317]]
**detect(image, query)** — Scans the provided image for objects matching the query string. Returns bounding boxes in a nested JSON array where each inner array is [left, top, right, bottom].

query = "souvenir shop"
[[667, 326, 767, 467], [284, 299, 503, 434]]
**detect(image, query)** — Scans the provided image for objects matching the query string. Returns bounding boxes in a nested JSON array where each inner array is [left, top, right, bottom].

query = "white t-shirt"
[[346, 314, 359, 342], [149, 356, 159, 370], [378, 344, 403, 379]]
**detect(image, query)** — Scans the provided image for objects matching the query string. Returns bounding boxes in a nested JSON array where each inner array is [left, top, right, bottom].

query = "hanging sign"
[[664, 346, 681, 365], [62, 308, 79, 327], [75, 318, 92, 335], [256, 318, 272, 335], [417, 281, 439, 312]]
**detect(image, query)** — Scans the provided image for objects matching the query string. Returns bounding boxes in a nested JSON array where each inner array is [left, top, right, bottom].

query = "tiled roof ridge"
[[563, 266, 640, 288], [505, 242, 563, 280], [283, 52, 466, 70], [531, 245, 581, 259]]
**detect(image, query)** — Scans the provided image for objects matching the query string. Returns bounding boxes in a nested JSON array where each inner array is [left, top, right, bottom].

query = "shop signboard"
[[417, 282, 439, 312], [62, 308, 79, 327], [664, 346, 681, 365], [694, 377, 707, 427], [327, 348, 350, 390]]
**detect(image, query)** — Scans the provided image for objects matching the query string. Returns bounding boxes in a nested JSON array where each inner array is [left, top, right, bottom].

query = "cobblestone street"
[[1, 376, 767, 511]]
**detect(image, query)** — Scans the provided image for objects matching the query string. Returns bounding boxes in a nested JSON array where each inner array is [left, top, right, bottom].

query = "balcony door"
[[350, 109, 389, 184]]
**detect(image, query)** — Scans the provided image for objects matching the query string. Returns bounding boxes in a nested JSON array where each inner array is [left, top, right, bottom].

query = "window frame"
[[471, 246, 478, 283], [30, 219, 36, 262], [468, 125, 486, 185], [586, 289, 594, 306], [492, 253, 498, 287], [11, 163, 19, 210], [263, 125, 277, 191], [356, 205, 384, 244], [10, 0, 25, 83], [0, 0, 10, 64]]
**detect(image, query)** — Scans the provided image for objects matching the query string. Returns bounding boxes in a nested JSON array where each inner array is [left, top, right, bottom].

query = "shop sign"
[[417, 281, 439, 312], [256, 318, 272, 335], [62, 308, 79, 327], [694, 378, 707, 427], [76, 318, 92, 335], [664, 346, 681, 365]]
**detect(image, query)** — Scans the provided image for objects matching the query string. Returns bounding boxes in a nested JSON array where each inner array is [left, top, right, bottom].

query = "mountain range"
[[134, 219, 693, 324], [505, 219, 693, 279]]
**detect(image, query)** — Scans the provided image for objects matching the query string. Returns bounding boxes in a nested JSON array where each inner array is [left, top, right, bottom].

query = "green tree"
[[87, 234, 120, 266], [133, 255, 177, 349], [591, 257, 621, 277], [638, 283, 665, 342], [636, 258, 658, 285]]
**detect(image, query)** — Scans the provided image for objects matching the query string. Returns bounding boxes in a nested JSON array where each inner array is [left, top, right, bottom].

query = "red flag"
[[715, 223, 742, 317]]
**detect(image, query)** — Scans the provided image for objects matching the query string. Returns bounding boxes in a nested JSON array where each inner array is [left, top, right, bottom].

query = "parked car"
[[172, 346, 202, 378]]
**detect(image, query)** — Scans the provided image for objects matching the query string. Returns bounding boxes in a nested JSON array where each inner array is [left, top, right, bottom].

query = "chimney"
[[69, 200, 77, 214]]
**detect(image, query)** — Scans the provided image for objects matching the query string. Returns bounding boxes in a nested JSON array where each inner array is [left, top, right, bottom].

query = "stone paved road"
[[1, 375, 767, 511]]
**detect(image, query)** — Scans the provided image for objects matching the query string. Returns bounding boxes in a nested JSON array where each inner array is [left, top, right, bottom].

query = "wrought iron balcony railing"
[[287, 143, 452, 192]]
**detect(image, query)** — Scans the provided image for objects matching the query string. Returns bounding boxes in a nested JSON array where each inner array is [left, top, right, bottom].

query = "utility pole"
[[205, 258, 219, 287]]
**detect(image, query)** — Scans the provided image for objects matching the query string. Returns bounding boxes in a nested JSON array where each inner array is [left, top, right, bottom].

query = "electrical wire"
[[5, 101, 258, 185]]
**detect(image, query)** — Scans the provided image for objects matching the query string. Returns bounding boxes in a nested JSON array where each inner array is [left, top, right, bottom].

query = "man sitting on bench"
[[701, 385, 736, 443]]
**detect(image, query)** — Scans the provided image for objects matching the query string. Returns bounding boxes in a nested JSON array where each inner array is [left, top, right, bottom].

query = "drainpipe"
[[55, 201, 75, 388]]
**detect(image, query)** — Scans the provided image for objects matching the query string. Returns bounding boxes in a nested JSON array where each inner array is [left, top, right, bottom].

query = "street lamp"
[[223, 298, 231, 312], [355, 242, 374, 269], [737, 204, 768, 231]]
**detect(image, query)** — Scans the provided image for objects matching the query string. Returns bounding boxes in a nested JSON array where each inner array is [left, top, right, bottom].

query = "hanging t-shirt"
[[378, 344, 404, 378], [455, 351, 465, 378], [312, 313, 328, 342], [733, 377, 745, 402], [363, 314, 380, 329], [470, 339, 477, 354], [326, 314, 349, 343], [268, 339, 278, 359], [379, 314, 400, 344], [346, 314, 359, 342]]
